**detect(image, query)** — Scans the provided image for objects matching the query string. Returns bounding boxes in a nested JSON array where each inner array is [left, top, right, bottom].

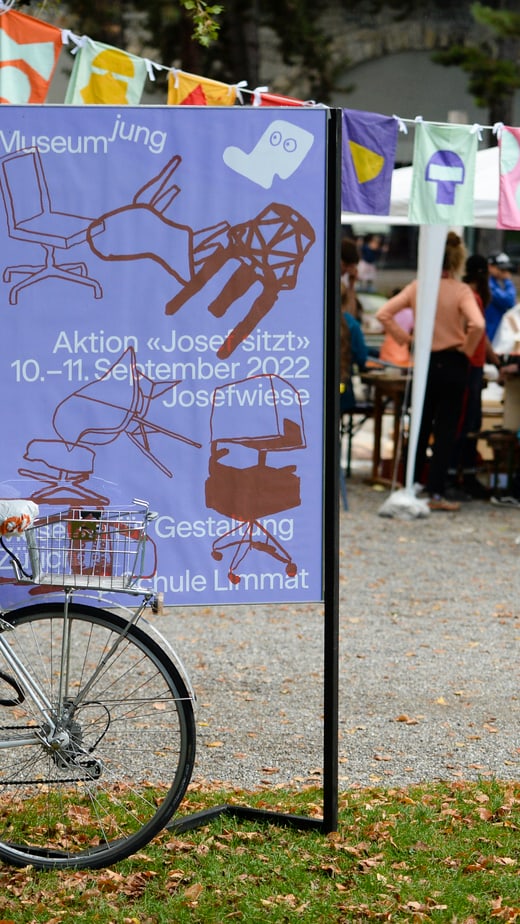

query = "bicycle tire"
[[0, 602, 196, 870]]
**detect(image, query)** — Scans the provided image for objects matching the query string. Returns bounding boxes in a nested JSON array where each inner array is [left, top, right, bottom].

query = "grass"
[[0, 780, 518, 922]]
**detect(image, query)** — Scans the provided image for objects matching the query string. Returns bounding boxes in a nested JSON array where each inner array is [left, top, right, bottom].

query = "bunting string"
[[1, 0, 520, 229], [0, 0, 504, 125]]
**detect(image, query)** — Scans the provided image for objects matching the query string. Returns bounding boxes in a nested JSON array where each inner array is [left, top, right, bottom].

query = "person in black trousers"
[[376, 232, 485, 511]]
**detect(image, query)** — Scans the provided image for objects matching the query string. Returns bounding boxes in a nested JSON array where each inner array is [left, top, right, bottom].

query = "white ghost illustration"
[[223, 120, 314, 189]]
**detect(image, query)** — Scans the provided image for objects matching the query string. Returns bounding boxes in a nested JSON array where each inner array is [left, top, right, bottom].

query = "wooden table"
[[360, 370, 412, 487]]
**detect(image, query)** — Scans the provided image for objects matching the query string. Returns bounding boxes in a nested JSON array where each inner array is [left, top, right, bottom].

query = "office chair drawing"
[[0, 147, 103, 305], [18, 346, 201, 505], [205, 374, 306, 584], [87, 155, 315, 358]]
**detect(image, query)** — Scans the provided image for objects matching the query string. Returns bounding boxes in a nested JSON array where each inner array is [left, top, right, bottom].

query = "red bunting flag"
[[253, 90, 307, 107]]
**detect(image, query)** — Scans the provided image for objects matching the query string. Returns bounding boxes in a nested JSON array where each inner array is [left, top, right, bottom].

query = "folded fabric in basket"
[[0, 499, 39, 535]]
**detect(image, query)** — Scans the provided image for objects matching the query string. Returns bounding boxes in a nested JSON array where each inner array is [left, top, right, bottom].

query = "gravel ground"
[[150, 474, 520, 792]]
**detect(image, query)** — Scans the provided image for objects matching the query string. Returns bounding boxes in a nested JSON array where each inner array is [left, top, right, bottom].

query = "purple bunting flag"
[[341, 109, 398, 214]]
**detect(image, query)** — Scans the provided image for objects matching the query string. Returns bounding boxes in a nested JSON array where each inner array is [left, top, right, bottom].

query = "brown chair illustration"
[[86, 154, 315, 359], [0, 147, 103, 305], [20, 440, 108, 506], [166, 202, 316, 359], [86, 154, 194, 285], [205, 374, 306, 584], [19, 346, 201, 505]]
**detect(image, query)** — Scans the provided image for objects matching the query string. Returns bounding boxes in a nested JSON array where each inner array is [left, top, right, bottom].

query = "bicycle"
[[0, 498, 196, 870]]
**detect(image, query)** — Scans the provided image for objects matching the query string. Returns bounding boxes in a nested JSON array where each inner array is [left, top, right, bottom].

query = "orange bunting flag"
[[167, 69, 236, 106], [0, 8, 62, 104]]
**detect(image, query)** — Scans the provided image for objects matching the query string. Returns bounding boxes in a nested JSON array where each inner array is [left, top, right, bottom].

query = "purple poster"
[[0, 106, 328, 605]]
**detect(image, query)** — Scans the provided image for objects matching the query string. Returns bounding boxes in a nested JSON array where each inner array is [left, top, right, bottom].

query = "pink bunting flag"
[[498, 127, 520, 230]]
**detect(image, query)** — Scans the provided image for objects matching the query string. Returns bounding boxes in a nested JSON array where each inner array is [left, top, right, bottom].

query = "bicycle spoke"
[[0, 605, 195, 869]]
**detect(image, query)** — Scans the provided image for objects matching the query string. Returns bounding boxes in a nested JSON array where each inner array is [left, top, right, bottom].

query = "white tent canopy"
[[342, 145, 501, 506]]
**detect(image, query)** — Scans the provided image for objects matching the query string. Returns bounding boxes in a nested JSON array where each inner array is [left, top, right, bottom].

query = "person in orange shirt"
[[376, 232, 485, 512], [379, 296, 414, 367]]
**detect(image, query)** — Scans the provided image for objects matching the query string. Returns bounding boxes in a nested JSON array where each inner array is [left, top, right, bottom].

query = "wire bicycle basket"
[[10, 502, 156, 592]]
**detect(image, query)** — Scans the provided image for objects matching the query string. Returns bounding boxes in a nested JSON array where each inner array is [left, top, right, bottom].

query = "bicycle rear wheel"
[[0, 602, 196, 869]]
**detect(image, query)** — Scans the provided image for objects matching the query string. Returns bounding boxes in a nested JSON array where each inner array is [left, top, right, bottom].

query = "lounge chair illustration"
[[18, 346, 201, 505]]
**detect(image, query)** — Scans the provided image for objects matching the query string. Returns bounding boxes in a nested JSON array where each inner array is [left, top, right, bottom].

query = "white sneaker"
[[490, 495, 520, 508]]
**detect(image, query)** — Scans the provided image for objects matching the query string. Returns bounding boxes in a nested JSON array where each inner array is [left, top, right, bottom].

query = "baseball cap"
[[488, 252, 513, 270]]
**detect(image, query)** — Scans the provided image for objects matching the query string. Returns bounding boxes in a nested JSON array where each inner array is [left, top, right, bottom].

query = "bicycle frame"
[[0, 500, 198, 870], [0, 619, 56, 748], [0, 586, 195, 754]]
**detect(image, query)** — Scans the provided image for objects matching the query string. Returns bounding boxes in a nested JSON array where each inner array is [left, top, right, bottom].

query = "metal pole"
[[321, 107, 341, 833], [169, 107, 341, 836]]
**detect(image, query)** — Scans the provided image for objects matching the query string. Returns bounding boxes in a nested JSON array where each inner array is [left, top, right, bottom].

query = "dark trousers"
[[414, 350, 469, 496], [449, 364, 484, 476]]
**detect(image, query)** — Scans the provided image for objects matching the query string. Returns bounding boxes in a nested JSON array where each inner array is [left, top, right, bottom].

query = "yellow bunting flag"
[[167, 69, 236, 106], [65, 39, 147, 105]]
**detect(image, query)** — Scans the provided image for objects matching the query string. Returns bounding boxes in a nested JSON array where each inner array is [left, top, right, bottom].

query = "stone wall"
[[258, 1, 482, 102]]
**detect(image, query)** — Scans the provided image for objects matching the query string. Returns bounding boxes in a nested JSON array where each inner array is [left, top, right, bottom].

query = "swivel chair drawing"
[[205, 374, 306, 584], [19, 346, 201, 505], [0, 147, 103, 305]]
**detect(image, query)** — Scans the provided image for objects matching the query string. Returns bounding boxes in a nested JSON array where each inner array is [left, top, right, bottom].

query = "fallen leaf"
[[184, 883, 203, 902], [395, 714, 419, 725]]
